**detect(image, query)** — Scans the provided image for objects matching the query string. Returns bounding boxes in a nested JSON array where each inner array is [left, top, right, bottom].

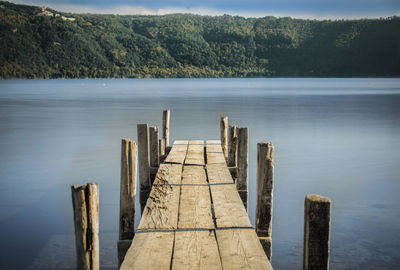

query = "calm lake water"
[[0, 78, 399, 269]]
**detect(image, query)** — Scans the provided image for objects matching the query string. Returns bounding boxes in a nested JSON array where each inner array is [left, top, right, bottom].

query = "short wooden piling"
[[256, 142, 274, 260], [71, 183, 99, 270], [303, 194, 331, 270], [228, 125, 237, 167], [149, 126, 159, 168], [137, 124, 150, 214], [236, 127, 248, 210], [220, 116, 228, 160], [118, 139, 138, 267], [162, 110, 170, 147]]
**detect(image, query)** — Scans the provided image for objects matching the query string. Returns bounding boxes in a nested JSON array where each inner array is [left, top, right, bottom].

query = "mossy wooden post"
[[228, 125, 238, 167], [118, 139, 138, 267], [137, 124, 150, 214], [256, 142, 274, 261], [220, 116, 228, 161], [71, 183, 99, 270], [304, 194, 331, 270], [236, 127, 248, 210], [163, 110, 170, 148]]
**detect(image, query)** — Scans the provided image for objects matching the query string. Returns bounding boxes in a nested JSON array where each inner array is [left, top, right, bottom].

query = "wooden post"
[[236, 127, 248, 211], [137, 124, 150, 214], [220, 116, 228, 161], [159, 138, 166, 162], [304, 194, 331, 270], [162, 110, 170, 147], [71, 183, 99, 270], [256, 142, 274, 261], [118, 139, 138, 267], [228, 125, 238, 167], [149, 126, 159, 168]]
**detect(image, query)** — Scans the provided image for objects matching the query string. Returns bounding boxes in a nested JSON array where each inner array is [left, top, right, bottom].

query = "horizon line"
[[7, 1, 400, 20]]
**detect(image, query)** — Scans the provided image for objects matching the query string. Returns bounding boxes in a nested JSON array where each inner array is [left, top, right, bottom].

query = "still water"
[[0, 78, 399, 269]]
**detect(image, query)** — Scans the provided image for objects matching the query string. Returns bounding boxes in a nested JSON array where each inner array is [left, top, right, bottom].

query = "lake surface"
[[0, 78, 399, 269]]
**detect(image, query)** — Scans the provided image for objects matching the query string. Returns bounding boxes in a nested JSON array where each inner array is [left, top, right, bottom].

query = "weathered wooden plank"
[[149, 126, 159, 168], [228, 125, 238, 167], [153, 163, 183, 185], [216, 229, 273, 270], [120, 232, 174, 270], [210, 184, 252, 228], [206, 140, 221, 145], [138, 184, 180, 230], [178, 185, 214, 229], [182, 165, 207, 185], [188, 140, 204, 145], [185, 143, 205, 165], [207, 152, 226, 164], [165, 143, 188, 164], [172, 230, 222, 270], [206, 163, 234, 184], [174, 140, 188, 145], [206, 144, 223, 153]]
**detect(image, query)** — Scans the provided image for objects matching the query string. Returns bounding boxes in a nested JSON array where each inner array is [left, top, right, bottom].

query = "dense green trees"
[[0, 1, 399, 78]]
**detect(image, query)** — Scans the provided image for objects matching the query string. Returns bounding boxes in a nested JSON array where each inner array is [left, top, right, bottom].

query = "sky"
[[9, 0, 400, 19]]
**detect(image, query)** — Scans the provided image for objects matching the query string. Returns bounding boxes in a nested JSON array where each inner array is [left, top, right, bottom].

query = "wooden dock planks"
[[210, 184, 252, 228], [138, 184, 180, 230], [120, 232, 174, 270], [172, 230, 222, 270], [123, 139, 272, 270], [216, 229, 272, 270], [206, 163, 234, 184], [178, 185, 214, 229]]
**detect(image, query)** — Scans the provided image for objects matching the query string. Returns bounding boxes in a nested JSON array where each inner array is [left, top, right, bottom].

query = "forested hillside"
[[1, 1, 399, 78]]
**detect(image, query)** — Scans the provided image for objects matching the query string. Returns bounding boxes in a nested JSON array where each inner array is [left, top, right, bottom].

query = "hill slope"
[[1, 1, 399, 78]]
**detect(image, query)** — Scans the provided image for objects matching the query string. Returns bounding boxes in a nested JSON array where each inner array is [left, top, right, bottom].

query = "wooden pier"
[[71, 110, 332, 270], [120, 139, 273, 269]]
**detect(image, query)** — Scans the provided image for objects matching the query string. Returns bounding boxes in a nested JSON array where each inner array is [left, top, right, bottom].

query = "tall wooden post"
[[137, 124, 150, 214], [220, 116, 228, 161], [159, 138, 166, 162], [304, 194, 331, 270], [118, 139, 138, 267], [228, 125, 237, 167], [162, 110, 170, 148], [149, 126, 159, 168], [256, 142, 274, 261], [236, 127, 248, 210], [71, 183, 99, 270]]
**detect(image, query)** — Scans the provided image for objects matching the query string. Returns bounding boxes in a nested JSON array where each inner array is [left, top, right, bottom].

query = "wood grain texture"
[[206, 152, 226, 164], [210, 184, 252, 228], [206, 163, 234, 184], [165, 143, 188, 164], [162, 110, 170, 147], [216, 229, 273, 270], [120, 139, 137, 240], [174, 140, 188, 145], [185, 143, 205, 165], [120, 232, 174, 270], [182, 165, 207, 185], [149, 126, 159, 168], [206, 140, 221, 145], [206, 144, 223, 153], [138, 184, 180, 230], [178, 185, 214, 229], [220, 116, 228, 160], [188, 140, 204, 145], [153, 163, 183, 185], [172, 230, 222, 270]]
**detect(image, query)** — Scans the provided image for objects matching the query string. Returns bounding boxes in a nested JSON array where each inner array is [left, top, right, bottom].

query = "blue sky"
[[10, 0, 400, 19]]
